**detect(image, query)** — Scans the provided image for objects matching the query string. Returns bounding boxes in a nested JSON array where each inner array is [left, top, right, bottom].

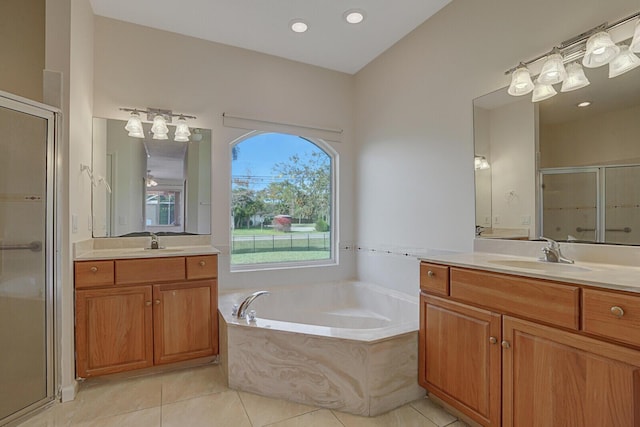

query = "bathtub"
[[218, 281, 424, 416]]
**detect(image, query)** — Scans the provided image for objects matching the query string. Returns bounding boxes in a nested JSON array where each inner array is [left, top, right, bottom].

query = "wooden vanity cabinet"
[[419, 261, 640, 427], [75, 255, 218, 378]]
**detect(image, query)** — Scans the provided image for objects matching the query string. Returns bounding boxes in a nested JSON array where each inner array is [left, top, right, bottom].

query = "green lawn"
[[232, 227, 316, 236], [231, 251, 330, 264]]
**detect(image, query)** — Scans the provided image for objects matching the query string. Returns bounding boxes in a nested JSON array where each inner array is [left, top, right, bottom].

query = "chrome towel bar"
[[0, 241, 42, 252]]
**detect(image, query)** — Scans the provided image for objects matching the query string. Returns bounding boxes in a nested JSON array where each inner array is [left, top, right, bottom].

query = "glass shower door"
[[0, 95, 56, 424]]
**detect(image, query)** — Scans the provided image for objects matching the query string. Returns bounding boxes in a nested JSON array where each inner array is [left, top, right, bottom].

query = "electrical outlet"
[[521, 215, 531, 225], [493, 215, 501, 225]]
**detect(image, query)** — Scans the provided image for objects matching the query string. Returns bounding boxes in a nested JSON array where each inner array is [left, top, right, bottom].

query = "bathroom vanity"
[[418, 254, 640, 427], [74, 245, 219, 378]]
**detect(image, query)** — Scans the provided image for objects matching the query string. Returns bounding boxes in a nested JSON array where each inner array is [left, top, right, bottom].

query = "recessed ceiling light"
[[290, 19, 308, 33], [344, 10, 365, 24], [577, 101, 592, 107]]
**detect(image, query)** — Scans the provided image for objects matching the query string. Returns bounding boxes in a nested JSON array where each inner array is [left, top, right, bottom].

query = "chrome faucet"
[[236, 291, 270, 319], [539, 237, 574, 264], [150, 233, 159, 249]]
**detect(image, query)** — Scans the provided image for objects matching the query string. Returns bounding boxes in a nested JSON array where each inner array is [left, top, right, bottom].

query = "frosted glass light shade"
[[124, 112, 144, 138], [583, 32, 620, 68], [609, 45, 640, 78], [531, 80, 557, 102], [630, 19, 640, 53], [508, 67, 534, 96], [174, 117, 191, 142], [538, 53, 567, 85], [561, 62, 590, 92], [151, 115, 169, 140]]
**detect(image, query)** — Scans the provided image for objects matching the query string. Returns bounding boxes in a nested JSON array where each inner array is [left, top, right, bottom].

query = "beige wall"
[[354, 0, 637, 294], [541, 103, 640, 168], [92, 17, 357, 289], [0, 0, 45, 101]]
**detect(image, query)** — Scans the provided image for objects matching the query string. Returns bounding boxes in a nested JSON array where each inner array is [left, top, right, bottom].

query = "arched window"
[[231, 132, 335, 268]]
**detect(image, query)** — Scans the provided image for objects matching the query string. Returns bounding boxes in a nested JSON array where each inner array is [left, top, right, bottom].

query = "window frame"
[[229, 131, 338, 272]]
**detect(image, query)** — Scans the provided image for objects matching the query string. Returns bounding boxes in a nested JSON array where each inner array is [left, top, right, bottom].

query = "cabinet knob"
[[145, 301, 152, 306], [427, 270, 434, 278], [90, 266, 98, 273], [501, 341, 511, 349], [199, 260, 206, 267], [155, 299, 161, 305], [610, 306, 625, 318], [489, 336, 497, 344]]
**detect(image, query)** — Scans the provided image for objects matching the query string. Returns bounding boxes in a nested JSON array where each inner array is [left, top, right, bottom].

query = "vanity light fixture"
[[608, 44, 640, 78], [120, 108, 197, 142], [560, 62, 590, 92], [344, 10, 365, 24], [124, 111, 145, 138], [146, 170, 158, 187], [506, 10, 640, 102]]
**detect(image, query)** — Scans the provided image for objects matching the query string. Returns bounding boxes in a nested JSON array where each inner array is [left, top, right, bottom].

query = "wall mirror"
[[92, 118, 212, 237], [473, 53, 640, 245]]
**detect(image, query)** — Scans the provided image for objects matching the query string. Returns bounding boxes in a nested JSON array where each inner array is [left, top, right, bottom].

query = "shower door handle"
[[0, 241, 42, 252]]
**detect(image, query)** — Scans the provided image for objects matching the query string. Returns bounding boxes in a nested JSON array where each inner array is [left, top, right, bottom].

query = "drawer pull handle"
[[610, 306, 625, 318], [145, 301, 152, 306], [489, 336, 497, 344], [199, 260, 206, 267], [427, 270, 434, 278], [501, 341, 511, 349], [155, 299, 161, 305], [90, 266, 98, 273]]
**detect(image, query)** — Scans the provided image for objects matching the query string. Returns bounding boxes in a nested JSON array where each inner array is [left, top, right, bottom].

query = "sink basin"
[[488, 259, 591, 273]]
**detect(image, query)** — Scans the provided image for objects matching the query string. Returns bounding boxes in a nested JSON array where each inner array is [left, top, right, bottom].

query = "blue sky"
[[232, 133, 323, 190]]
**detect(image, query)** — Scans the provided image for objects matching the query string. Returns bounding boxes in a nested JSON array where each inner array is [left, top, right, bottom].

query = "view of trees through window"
[[231, 133, 332, 265]]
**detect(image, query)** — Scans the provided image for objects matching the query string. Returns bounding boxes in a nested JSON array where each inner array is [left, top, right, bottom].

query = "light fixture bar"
[[119, 107, 197, 122], [505, 10, 640, 75]]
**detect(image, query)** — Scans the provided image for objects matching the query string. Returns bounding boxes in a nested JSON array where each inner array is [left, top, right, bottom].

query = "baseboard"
[[60, 380, 78, 402]]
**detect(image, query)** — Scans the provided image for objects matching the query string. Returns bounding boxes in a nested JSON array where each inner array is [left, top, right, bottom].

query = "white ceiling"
[[89, 0, 451, 74]]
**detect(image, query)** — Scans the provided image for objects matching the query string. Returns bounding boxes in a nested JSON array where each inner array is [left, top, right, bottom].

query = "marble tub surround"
[[73, 235, 219, 260], [422, 247, 640, 294], [219, 281, 424, 416], [223, 320, 424, 416]]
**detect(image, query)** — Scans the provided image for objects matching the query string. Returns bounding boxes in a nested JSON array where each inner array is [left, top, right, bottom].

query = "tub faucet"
[[236, 291, 270, 319], [150, 233, 159, 249], [539, 237, 574, 264]]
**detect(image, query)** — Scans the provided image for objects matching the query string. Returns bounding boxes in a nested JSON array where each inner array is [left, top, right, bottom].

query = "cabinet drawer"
[[420, 262, 449, 296], [582, 288, 640, 348], [75, 260, 114, 288], [450, 268, 580, 330], [116, 257, 185, 284], [186, 255, 218, 280]]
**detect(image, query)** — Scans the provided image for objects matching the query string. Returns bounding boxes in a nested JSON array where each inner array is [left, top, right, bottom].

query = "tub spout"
[[237, 291, 270, 319]]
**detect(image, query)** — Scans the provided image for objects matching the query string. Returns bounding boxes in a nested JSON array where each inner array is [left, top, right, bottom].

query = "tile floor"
[[17, 363, 469, 427]]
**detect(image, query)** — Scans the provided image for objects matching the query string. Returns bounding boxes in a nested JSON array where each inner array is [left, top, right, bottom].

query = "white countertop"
[[74, 245, 220, 260], [420, 251, 640, 294]]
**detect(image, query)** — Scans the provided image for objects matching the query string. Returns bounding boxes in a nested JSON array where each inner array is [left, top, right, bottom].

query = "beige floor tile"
[[16, 402, 76, 427], [238, 391, 319, 427], [265, 409, 344, 427], [71, 407, 161, 427], [70, 374, 162, 422], [160, 364, 228, 404], [410, 397, 458, 426], [162, 390, 251, 427], [333, 405, 439, 427], [448, 422, 470, 427]]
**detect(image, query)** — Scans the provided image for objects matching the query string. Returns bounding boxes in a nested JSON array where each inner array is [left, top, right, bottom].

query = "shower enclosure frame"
[[0, 90, 60, 426]]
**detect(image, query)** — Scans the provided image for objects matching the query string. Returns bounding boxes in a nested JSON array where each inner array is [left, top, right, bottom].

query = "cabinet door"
[[420, 294, 501, 427], [503, 316, 640, 427], [153, 280, 218, 364], [75, 286, 153, 377]]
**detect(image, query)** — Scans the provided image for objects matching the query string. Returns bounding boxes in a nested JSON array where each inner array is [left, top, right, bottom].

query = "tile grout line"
[[329, 409, 347, 426], [236, 391, 256, 427]]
